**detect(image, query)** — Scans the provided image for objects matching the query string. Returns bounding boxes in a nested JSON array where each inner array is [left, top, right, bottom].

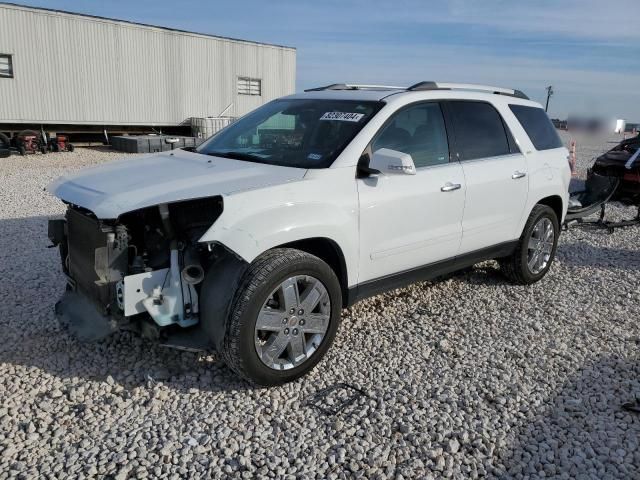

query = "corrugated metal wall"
[[0, 4, 296, 126]]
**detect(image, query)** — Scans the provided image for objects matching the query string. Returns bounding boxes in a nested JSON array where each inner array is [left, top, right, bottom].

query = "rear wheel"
[[221, 248, 342, 386], [68, 144, 75, 152], [499, 204, 559, 284]]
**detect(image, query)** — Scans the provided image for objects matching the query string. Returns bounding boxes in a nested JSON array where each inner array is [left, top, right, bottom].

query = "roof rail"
[[304, 83, 405, 92], [407, 81, 529, 100], [303, 81, 530, 99]]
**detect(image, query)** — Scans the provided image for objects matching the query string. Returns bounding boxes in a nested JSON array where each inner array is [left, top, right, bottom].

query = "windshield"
[[196, 99, 383, 168]]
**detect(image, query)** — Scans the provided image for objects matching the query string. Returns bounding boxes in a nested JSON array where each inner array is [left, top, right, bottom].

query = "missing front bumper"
[[54, 290, 118, 341]]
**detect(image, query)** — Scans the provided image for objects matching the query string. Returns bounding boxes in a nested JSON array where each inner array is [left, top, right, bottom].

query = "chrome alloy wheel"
[[254, 275, 331, 371], [527, 217, 555, 274]]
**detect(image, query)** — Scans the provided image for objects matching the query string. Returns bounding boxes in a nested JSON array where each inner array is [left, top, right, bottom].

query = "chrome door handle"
[[512, 171, 527, 179], [441, 182, 461, 192]]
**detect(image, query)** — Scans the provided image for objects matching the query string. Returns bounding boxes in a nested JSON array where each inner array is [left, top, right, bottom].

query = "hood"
[[47, 149, 307, 218]]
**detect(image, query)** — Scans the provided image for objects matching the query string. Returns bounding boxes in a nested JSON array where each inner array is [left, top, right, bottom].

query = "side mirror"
[[368, 148, 416, 176]]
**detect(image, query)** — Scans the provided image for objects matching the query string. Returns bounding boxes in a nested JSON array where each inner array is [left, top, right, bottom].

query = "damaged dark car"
[[592, 133, 640, 204]]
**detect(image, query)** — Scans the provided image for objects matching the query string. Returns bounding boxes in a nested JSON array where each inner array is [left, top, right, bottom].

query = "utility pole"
[[545, 85, 554, 113]]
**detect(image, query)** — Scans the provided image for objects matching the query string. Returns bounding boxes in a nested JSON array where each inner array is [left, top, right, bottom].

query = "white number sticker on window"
[[319, 112, 365, 122]]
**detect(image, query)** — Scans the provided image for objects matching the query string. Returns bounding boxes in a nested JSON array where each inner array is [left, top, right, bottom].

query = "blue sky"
[[10, 0, 640, 120]]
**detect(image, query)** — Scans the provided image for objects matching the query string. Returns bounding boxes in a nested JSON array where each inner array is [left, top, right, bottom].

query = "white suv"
[[48, 82, 570, 385]]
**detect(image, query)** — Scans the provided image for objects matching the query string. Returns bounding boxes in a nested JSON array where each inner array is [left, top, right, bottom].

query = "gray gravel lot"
[[1, 134, 639, 479]]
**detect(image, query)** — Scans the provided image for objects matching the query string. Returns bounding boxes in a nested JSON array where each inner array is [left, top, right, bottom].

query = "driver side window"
[[372, 102, 450, 168]]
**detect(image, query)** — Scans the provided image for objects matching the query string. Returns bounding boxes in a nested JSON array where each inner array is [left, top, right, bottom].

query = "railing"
[[190, 116, 236, 140]]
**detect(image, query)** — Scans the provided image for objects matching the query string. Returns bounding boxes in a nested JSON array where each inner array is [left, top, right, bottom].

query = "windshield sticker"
[[307, 153, 322, 161], [320, 112, 365, 122]]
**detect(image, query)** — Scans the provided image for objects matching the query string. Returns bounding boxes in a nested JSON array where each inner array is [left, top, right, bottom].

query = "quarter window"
[[509, 104, 563, 150], [372, 103, 450, 168], [447, 101, 511, 161], [237, 77, 261, 96], [0, 54, 13, 78]]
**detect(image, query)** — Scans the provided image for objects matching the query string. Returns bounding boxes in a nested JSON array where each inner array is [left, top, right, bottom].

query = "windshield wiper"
[[204, 151, 268, 163]]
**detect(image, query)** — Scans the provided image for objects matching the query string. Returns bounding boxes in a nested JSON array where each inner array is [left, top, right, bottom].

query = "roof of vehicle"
[[283, 82, 542, 107]]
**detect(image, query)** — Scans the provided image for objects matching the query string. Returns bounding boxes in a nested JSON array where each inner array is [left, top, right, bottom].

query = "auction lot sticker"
[[320, 112, 365, 122]]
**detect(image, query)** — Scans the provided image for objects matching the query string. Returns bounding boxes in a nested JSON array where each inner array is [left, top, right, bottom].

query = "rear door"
[[508, 104, 571, 224], [357, 102, 465, 283], [445, 100, 529, 254]]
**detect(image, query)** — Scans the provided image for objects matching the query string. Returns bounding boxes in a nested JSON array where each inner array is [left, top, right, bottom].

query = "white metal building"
[[0, 3, 296, 128]]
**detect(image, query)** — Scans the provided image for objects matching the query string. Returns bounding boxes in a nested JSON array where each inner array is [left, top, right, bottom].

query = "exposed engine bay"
[[48, 196, 224, 341]]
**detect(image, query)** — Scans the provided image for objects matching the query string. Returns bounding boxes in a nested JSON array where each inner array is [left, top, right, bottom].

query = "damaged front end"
[[48, 197, 224, 343]]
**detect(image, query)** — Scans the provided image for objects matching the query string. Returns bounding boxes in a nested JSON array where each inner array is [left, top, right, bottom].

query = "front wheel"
[[499, 204, 559, 284], [220, 248, 342, 386]]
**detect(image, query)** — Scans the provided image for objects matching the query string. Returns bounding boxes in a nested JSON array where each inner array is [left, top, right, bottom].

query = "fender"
[[198, 168, 360, 287]]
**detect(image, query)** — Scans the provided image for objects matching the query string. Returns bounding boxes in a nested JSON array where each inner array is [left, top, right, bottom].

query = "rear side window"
[[447, 101, 511, 161], [509, 105, 563, 150]]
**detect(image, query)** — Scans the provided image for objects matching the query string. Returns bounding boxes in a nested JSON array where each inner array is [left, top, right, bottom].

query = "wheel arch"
[[276, 237, 349, 308], [200, 237, 350, 351], [536, 194, 564, 223]]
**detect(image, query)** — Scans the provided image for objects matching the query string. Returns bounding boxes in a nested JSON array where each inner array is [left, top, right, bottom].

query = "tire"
[[220, 248, 342, 386], [499, 204, 559, 285], [40, 145, 47, 154], [18, 145, 26, 156], [68, 144, 75, 152], [0, 132, 10, 148]]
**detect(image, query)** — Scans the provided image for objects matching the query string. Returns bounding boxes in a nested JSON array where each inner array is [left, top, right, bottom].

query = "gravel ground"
[[1, 135, 639, 479]]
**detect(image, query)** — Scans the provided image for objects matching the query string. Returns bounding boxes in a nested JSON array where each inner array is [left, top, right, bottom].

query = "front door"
[[357, 102, 466, 284]]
